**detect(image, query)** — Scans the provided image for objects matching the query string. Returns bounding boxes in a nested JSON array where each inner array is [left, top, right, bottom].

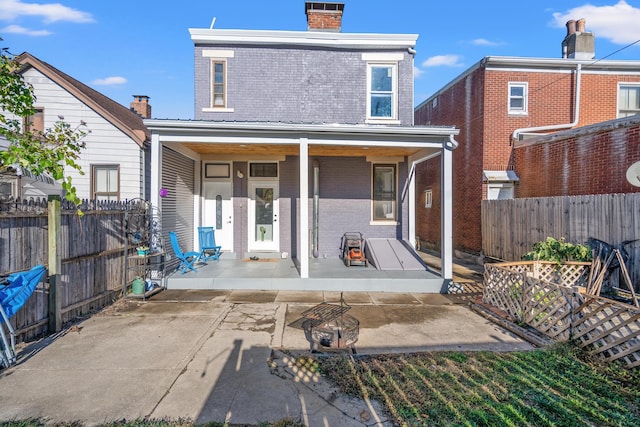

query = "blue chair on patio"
[[169, 231, 201, 274], [1, 264, 47, 368], [198, 226, 222, 261]]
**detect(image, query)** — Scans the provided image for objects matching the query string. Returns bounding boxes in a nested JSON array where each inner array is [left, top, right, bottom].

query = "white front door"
[[203, 181, 233, 251], [248, 181, 279, 252]]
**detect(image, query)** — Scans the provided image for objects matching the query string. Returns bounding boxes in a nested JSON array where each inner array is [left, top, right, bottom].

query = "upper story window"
[[618, 84, 640, 118], [202, 50, 235, 113], [367, 64, 397, 120], [372, 164, 396, 221], [212, 61, 227, 108], [508, 82, 528, 115], [91, 165, 119, 201], [23, 107, 44, 133]]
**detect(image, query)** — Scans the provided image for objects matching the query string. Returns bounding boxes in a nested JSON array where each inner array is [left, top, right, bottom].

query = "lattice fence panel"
[[522, 277, 573, 341], [483, 261, 640, 369], [483, 264, 525, 321], [572, 296, 640, 369]]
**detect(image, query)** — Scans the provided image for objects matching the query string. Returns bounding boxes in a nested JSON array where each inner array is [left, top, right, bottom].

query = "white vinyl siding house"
[[16, 59, 148, 201]]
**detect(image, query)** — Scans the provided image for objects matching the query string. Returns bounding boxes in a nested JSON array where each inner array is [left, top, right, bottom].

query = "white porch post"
[[299, 138, 309, 278], [441, 140, 454, 286], [150, 132, 161, 209], [408, 163, 416, 249]]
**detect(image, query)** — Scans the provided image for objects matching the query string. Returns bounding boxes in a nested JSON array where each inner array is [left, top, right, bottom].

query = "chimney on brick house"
[[130, 95, 151, 119], [305, 2, 344, 32], [562, 18, 595, 59]]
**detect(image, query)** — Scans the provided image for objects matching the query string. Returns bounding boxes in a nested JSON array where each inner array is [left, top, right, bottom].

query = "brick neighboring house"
[[145, 2, 460, 291], [414, 19, 640, 258], [514, 115, 640, 197], [0, 53, 151, 201]]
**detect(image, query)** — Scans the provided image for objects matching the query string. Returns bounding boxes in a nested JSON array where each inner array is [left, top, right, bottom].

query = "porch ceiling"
[[182, 142, 426, 157]]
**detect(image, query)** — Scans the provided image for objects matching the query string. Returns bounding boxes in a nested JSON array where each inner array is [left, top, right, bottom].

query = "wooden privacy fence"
[[0, 197, 148, 342], [482, 193, 640, 288], [484, 261, 640, 369]]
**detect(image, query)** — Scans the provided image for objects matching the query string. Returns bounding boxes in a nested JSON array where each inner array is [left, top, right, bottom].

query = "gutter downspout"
[[312, 159, 320, 258], [512, 64, 582, 142]]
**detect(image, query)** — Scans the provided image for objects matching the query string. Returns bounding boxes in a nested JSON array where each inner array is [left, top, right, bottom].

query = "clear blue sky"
[[2, 0, 640, 120]]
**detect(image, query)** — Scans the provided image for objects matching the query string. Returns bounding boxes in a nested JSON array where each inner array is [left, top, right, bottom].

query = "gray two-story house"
[[146, 2, 459, 292]]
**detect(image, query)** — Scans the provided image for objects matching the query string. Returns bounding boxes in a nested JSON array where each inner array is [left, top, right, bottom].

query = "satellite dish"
[[626, 161, 640, 187]]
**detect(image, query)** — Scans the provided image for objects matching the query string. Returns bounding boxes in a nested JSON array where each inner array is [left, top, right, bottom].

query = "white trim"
[[365, 119, 401, 125], [441, 146, 453, 281], [300, 138, 309, 278], [508, 81, 528, 115], [190, 28, 418, 49], [202, 49, 235, 58], [366, 62, 398, 121], [202, 107, 235, 113], [369, 220, 398, 226], [617, 82, 640, 118], [361, 53, 404, 61]]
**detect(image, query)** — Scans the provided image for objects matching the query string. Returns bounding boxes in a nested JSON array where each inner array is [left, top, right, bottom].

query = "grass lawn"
[[3, 346, 637, 426], [317, 344, 640, 426]]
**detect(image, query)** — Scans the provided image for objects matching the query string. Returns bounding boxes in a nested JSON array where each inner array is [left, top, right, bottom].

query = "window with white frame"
[[618, 84, 640, 118], [508, 82, 528, 114], [372, 164, 396, 220], [211, 60, 227, 108], [91, 165, 119, 201], [367, 63, 397, 120], [424, 189, 433, 208]]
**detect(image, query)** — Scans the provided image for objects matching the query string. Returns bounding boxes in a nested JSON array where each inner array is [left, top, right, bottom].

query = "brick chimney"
[[130, 95, 151, 119], [562, 18, 595, 59], [305, 2, 344, 32]]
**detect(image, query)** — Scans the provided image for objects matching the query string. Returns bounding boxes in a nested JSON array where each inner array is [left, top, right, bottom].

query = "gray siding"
[[278, 156, 407, 259], [195, 45, 414, 125]]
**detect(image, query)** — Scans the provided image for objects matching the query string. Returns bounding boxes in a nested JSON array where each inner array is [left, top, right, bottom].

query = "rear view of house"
[[146, 2, 459, 291]]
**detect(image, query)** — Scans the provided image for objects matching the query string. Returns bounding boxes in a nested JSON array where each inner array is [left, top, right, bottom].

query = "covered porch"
[[146, 120, 459, 293], [166, 256, 445, 293]]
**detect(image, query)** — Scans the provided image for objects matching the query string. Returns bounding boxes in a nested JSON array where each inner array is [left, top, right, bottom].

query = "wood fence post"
[[48, 195, 62, 332]]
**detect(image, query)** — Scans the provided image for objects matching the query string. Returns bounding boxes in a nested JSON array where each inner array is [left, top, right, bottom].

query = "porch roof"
[[144, 120, 459, 157]]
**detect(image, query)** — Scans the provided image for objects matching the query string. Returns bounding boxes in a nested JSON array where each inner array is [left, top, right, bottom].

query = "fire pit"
[[301, 301, 359, 351]]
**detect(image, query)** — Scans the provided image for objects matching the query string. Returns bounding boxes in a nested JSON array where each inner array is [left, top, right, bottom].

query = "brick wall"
[[514, 117, 640, 197], [415, 63, 640, 255]]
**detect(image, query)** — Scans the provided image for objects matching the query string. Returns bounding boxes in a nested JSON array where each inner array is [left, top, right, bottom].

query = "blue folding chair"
[[1, 265, 47, 368], [169, 232, 201, 274], [198, 226, 222, 261]]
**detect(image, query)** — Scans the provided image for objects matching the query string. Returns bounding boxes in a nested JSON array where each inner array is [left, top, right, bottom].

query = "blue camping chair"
[[169, 231, 201, 274], [1, 265, 47, 368], [198, 226, 222, 261]]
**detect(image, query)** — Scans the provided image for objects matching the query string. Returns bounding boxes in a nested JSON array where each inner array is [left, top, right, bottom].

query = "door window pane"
[[254, 187, 273, 242]]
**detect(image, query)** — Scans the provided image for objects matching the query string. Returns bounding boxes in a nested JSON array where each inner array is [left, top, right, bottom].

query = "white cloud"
[[414, 66, 424, 78], [0, 0, 94, 23], [471, 38, 503, 47], [92, 76, 127, 86], [552, 0, 640, 45], [1, 24, 51, 36], [421, 54, 464, 68]]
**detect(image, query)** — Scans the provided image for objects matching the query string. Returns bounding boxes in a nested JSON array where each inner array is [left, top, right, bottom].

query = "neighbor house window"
[[23, 107, 44, 133], [424, 189, 433, 208], [373, 164, 396, 220], [618, 84, 640, 117], [508, 82, 528, 114], [367, 64, 397, 120], [211, 60, 227, 108], [91, 165, 119, 201], [487, 183, 514, 200]]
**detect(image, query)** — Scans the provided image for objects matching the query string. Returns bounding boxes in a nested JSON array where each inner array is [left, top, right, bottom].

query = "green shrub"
[[522, 237, 592, 264]]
